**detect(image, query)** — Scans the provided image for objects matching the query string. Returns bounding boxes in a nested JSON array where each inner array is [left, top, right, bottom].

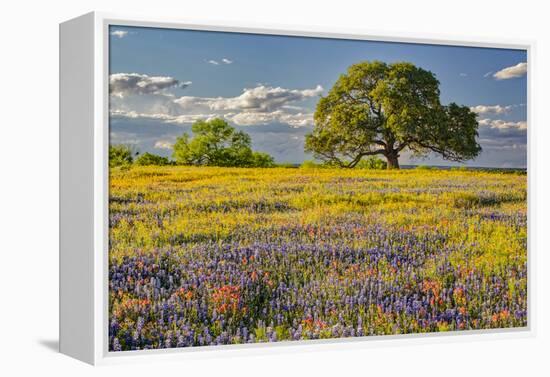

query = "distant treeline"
[[110, 117, 521, 173], [108, 117, 389, 170], [110, 119, 276, 169], [110, 143, 388, 171], [110, 145, 525, 175]]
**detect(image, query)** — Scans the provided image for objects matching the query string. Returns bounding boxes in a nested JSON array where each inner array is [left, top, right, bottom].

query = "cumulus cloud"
[[477, 119, 527, 166], [228, 111, 315, 127], [113, 108, 314, 128], [479, 118, 527, 130], [470, 105, 512, 115], [111, 109, 219, 124], [111, 109, 172, 121], [110, 78, 323, 128], [174, 85, 323, 127], [110, 73, 191, 97], [154, 140, 174, 149], [208, 58, 233, 65], [110, 30, 128, 38], [175, 85, 323, 113], [493, 62, 527, 80]]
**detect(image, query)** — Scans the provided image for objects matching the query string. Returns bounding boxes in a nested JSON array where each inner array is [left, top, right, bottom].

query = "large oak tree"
[[305, 61, 481, 169]]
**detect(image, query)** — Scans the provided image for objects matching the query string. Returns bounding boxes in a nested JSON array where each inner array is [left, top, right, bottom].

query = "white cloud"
[[483, 71, 493, 78], [479, 118, 527, 130], [175, 85, 323, 113], [109, 73, 191, 97], [112, 108, 315, 128], [228, 110, 315, 127], [111, 109, 171, 120], [111, 109, 219, 124], [154, 140, 174, 149], [110, 30, 128, 38], [470, 104, 512, 115], [110, 77, 323, 128], [459, 73, 468, 77], [170, 114, 220, 124], [208, 58, 233, 65], [493, 62, 527, 80]]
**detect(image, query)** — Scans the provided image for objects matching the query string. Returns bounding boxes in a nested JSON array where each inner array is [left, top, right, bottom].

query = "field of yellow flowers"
[[108, 166, 527, 351]]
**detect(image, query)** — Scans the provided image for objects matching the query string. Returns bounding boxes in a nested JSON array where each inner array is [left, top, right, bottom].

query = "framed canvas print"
[[60, 12, 532, 365]]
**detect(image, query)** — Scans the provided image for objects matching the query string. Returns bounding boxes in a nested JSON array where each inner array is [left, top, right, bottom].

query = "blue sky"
[[109, 25, 527, 168]]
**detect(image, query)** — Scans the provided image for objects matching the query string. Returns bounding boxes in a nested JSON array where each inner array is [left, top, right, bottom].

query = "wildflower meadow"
[[108, 166, 527, 351]]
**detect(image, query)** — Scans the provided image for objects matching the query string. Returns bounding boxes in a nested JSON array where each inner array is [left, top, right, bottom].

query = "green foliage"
[[109, 145, 133, 168], [300, 160, 323, 169], [172, 133, 192, 165], [250, 151, 275, 168], [172, 118, 274, 167], [415, 165, 438, 170], [356, 156, 387, 170], [254, 326, 268, 342], [305, 61, 481, 169], [135, 152, 172, 166]]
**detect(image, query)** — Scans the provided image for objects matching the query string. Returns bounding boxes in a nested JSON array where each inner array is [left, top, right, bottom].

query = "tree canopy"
[[135, 152, 172, 166], [109, 145, 134, 168], [173, 118, 275, 167], [305, 61, 481, 169]]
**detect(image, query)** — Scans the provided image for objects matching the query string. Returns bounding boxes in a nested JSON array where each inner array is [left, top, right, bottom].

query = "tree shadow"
[[38, 339, 59, 353]]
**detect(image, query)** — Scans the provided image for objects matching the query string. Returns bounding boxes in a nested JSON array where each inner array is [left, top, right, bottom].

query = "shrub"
[[300, 160, 323, 169], [135, 152, 172, 166], [109, 145, 134, 168], [250, 152, 275, 168], [356, 157, 387, 170], [415, 165, 437, 170]]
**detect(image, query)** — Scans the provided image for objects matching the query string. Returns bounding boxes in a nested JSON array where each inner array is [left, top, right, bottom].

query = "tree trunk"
[[386, 152, 400, 169]]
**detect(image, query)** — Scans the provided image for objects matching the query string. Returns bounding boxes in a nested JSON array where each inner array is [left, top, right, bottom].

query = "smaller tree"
[[250, 152, 275, 168], [172, 133, 193, 165], [135, 152, 171, 166], [109, 145, 133, 168], [173, 118, 275, 167], [356, 156, 387, 170]]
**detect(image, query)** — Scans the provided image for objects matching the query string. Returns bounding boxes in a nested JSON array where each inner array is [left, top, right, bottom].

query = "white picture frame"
[[59, 11, 534, 365]]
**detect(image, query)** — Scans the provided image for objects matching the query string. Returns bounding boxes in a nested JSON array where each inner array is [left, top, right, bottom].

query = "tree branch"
[[409, 139, 465, 162], [345, 149, 387, 168]]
